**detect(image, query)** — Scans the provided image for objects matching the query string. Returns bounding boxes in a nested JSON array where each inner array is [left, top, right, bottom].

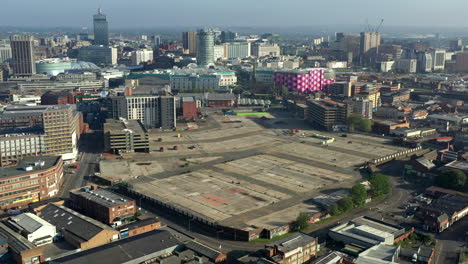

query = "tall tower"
[[93, 8, 109, 46], [9, 35, 36, 76], [182, 31, 198, 55], [196, 29, 214, 67], [360, 32, 381, 55]]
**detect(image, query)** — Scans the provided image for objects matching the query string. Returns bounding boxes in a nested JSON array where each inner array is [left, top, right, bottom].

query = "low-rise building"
[[69, 186, 136, 225], [264, 233, 319, 264], [0, 222, 44, 264], [6, 213, 56, 246], [0, 156, 63, 210], [419, 193, 468, 232], [38, 204, 119, 249], [103, 119, 149, 154], [115, 218, 162, 239]]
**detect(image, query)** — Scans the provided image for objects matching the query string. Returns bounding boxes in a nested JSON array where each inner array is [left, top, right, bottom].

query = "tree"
[[337, 197, 354, 212], [370, 173, 391, 197], [330, 203, 342, 216], [435, 169, 466, 191], [350, 184, 368, 206], [347, 114, 372, 133], [293, 212, 310, 231]]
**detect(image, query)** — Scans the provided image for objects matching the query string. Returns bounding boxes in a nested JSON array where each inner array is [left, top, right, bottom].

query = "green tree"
[[370, 173, 391, 197], [435, 169, 466, 191], [337, 197, 354, 212], [293, 212, 310, 231], [330, 203, 342, 216], [350, 184, 368, 206], [347, 114, 372, 132]]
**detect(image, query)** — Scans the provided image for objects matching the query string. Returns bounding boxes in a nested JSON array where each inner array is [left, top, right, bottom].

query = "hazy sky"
[[1, 0, 467, 29]]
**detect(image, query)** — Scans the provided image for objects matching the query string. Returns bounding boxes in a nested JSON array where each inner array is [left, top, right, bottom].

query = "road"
[[58, 131, 102, 198], [434, 217, 467, 264]]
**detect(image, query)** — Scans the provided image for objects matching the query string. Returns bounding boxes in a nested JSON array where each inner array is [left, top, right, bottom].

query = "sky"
[[1, 0, 467, 29]]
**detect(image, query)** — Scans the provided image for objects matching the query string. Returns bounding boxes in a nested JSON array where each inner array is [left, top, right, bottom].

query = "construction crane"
[[375, 19, 384, 33]]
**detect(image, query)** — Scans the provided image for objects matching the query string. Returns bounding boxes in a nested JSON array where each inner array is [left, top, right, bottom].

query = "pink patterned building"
[[273, 68, 336, 94]]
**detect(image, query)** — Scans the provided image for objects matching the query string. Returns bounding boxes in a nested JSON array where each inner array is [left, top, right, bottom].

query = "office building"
[[70, 186, 136, 224], [78, 45, 117, 65], [213, 45, 225, 60], [251, 43, 280, 57], [93, 8, 109, 46], [182, 31, 198, 55], [224, 42, 251, 58], [432, 49, 446, 71], [356, 88, 381, 109], [220, 30, 237, 42], [452, 52, 468, 72], [110, 95, 176, 129], [104, 119, 150, 154], [169, 69, 237, 92], [35, 58, 73, 76], [306, 99, 350, 131], [345, 97, 373, 119], [150, 35, 161, 47], [9, 35, 36, 76], [417, 52, 433, 73], [0, 156, 63, 210], [0, 43, 12, 63], [273, 68, 336, 94], [196, 29, 215, 67], [395, 58, 417, 73], [0, 104, 82, 163], [131, 49, 153, 65], [360, 32, 381, 55]]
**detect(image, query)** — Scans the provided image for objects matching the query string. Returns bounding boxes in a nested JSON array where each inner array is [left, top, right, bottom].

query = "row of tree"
[[435, 169, 466, 192]]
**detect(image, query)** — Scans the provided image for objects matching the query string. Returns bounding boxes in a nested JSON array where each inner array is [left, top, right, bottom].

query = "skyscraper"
[[182, 31, 198, 55], [93, 8, 109, 46], [197, 29, 214, 67], [9, 35, 36, 76], [360, 32, 381, 55], [0, 42, 12, 63]]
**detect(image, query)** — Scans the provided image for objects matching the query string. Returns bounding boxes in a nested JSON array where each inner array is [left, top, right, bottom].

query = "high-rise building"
[[220, 31, 237, 43], [224, 42, 251, 58], [345, 97, 373, 119], [78, 45, 117, 65], [0, 42, 12, 63], [131, 49, 154, 65], [9, 35, 36, 76], [151, 35, 161, 47], [360, 32, 381, 55], [182, 31, 198, 55], [93, 8, 109, 46], [196, 29, 215, 67], [432, 49, 446, 71], [417, 52, 432, 73], [110, 95, 176, 129]]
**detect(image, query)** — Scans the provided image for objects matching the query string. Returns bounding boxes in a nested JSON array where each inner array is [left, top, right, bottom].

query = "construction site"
[[100, 113, 410, 241]]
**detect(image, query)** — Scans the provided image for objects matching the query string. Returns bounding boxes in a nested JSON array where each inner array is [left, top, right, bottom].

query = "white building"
[[380, 61, 395, 73], [170, 71, 237, 92], [214, 45, 225, 60], [395, 59, 417, 73], [8, 213, 56, 246], [224, 42, 251, 58], [0, 43, 12, 63], [131, 49, 154, 65], [251, 43, 280, 57], [432, 49, 446, 71]]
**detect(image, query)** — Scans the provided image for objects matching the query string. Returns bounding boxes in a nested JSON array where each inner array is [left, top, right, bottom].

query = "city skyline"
[[1, 0, 468, 29]]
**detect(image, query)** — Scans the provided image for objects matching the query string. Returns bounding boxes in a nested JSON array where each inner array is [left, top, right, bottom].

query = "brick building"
[[69, 186, 136, 224], [264, 233, 318, 264], [0, 156, 63, 210], [116, 218, 162, 239]]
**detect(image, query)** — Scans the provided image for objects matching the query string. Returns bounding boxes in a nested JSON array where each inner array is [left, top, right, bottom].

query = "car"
[[340, 134, 348, 137]]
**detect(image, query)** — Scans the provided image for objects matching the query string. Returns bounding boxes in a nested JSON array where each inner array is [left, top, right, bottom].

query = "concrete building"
[[0, 43, 12, 63], [182, 31, 198, 55], [264, 233, 319, 264], [224, 42, 251, 58], [213, 45, 226, 60], [93, 8, 109, 46], [432, 49, 446, 71], [220, 30, 237, 42], [69, 186, 136, 225], [395, 59, 417, 73], [104, 119, 149, 154], [0, 104, 82, 162], [170, 70, 237, 92], [251, 43, 281, 57], [197, 29, 215, 67], [0, 133, 44, 168], [78, 45, 117, 65], [355, 244, 399, 264], [345, 97, 373, 119], [9, 36, 36, 76], [39, 204, 119, 250], [0, 222, 45, 264], [131, 49, 153, 65], [360, 32, 381, 55], [7, 213, 56, 246], [417, 52, 433, 73], [306, 99, 350, 131], [0, 156, 63, 210], [110, 95, 176, 129], [356, 88, 381, 110]]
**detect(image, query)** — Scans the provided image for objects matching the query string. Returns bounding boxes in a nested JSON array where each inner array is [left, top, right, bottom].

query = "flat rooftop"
[[1, 104, 74, 116], [104, 119, 148, 134], [70, 188, 134, 208], [0, 156, 61, 179]]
